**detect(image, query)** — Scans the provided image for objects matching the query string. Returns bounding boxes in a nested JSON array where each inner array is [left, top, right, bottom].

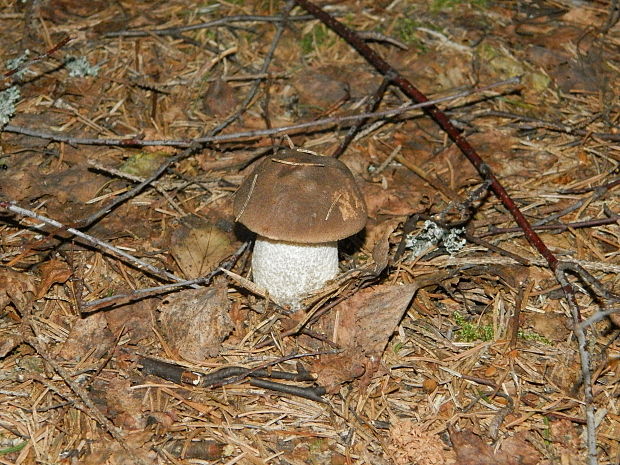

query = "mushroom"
[[233, 149, 367, 308]]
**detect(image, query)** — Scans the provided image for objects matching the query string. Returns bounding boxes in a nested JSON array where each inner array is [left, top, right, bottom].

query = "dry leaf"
[[335, 283, 420, 356], [0, 162, 36, 201], [291, 66, 349, 113], [450, 429, 498, 465], [44, 166, 106, 205], [35, 259, 72, 299], [0, 268, 37, 313], [0, 333, 23, 358], [527, 312, 571, 342], [202, 78, 239, 117], [495, 433, 541, 465], [450, 430, 540, 465], [158, 278, 231, 361], [430, 131, 526, 184], [549, 419, 582, 457], [311, 349, 367, 394], [170, 217, 234, 279], [368, 219, 400, 275], [105, 297, 157, 343], [561, 7, 602, 26], [312, 274, 447, 391], [389, 419, 449, 465], [91, 377, 147, 431], [40, 0, 110, 21], [362, 169, 431, 217], [311, 283, 420, 392], [547, 351, 580, 391], [58, 312, 115, 361], [81, 433, 158, 465]]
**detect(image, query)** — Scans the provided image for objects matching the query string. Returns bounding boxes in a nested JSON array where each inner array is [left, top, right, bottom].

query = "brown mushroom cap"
[[233, 149, 367, 243]]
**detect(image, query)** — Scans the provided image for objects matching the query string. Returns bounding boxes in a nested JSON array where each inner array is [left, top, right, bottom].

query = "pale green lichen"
[[65, 56, 100, 78], [0, 86, 20, 128], [443, 227, 467, 254], [406, 220, 466, 258], [6, 50, 31, 79]]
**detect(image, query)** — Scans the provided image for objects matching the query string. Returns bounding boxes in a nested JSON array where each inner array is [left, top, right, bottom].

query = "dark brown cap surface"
[[234, 149, 367, 243]]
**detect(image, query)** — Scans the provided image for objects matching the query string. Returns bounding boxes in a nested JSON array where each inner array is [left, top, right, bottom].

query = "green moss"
[[477, 390, 491, 403], [478, 44, 524, 79], [308, 438, 328, 452], [541, 416, 552, 441], [393, 16, 442, 51], [522, 71, 552, 94], [120, 151, 170, 177], [518, 330, 551, 345], [393, 342, 404, 354], [431, 0, 489, 13], [453, 311, 494, 342], [300, 23, 334, 55], [499, 96, 535, 109], [453, 311, 553, 344], [395, 17, 420, 44], [200, 28, 218, 43]]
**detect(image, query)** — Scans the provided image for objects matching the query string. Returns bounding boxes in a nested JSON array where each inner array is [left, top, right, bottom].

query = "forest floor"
[[0, 0, 619, 464]]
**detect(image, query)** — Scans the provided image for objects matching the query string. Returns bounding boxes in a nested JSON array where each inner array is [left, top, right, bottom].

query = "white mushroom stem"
[[251, 236, 339, 308]]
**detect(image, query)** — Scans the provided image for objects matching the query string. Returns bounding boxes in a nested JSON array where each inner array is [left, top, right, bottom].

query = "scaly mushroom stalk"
[[252, 237, 338, 307]]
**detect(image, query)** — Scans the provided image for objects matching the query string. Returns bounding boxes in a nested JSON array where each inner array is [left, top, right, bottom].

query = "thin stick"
[[481, 216, 620, 237], [474, 110, 620, 142], [82, 242, 249, 311], [554, 265, 597, 463], [103, 14, 319, 38], [578, 308, 620, 329], [0, 201, 187, 284], [88, 160, 185, 215], [1, 77, 520, 148], [331, 73, 393, 158], [2, 35, 72, 84]]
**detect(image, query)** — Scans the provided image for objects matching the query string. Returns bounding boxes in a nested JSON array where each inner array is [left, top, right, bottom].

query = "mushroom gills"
[[251, 236, 338, 307]]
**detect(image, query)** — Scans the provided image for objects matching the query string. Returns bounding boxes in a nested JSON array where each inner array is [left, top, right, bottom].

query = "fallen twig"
[[474, 110, 620, 142], [2, 35, 72, 85], [331, 73, 393, 158], [291, 0, 558, 270], [67, 3, 293, 231], [0, 201, 187, 284], [138, 351, 331, 403], [82, 242, 249, 312], [1, 77, 519, 147], [483, 216, 619, 236], [554, 265, 598, 463], [103, 14, 321, 38]]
